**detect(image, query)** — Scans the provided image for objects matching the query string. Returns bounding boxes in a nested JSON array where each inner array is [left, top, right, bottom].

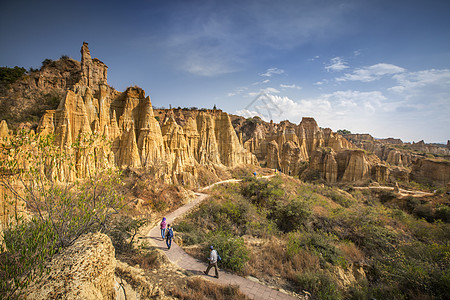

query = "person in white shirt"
[[204, 245, 219, 278]]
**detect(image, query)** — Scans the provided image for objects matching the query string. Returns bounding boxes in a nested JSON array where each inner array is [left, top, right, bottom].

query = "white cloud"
[[308, 55, 320, 61], [280, 83, 302, 90], [228, 86, 248, 97], [252, 79, 270, 85], [260, 67, 285, 77], [248, 87, 280, 97], [337, 63, 406, 82], [391, 68, 450, 91], [237, 88, 389, 125], [325, 57, 349, 72]]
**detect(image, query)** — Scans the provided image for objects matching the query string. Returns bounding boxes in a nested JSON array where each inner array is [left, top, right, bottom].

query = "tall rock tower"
[[80, 42, 108, 89]]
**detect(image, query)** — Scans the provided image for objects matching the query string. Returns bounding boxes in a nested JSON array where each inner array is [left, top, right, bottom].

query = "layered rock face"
[[343, 133, 450, 186], [345, 134, 450, 164], [234, 116, 364, 182], [309, 148, 388, 183], [23, 232, 116, 299], [411, 158, 450, 186]]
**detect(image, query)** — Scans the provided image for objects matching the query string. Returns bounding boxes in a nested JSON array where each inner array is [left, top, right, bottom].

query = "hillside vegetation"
[[175, 175, 450, 299]]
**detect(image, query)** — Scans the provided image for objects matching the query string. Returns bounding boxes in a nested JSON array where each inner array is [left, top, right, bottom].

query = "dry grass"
[[247, 238, 321, 288], [168, 277, 249, 300], [337, 242, 365, 264]]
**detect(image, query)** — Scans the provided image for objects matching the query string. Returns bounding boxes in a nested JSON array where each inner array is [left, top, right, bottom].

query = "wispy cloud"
[[252, 79, 270, 85], [325, 57, 349, 72], [390, 68, 450, 92], [260, 68, 285, 77], [308, 55, 320, 61], [280, 83, 302, 90], [228, 86, 249, 97], [248, 87, 280, 97], [336, 63, 405, 82]]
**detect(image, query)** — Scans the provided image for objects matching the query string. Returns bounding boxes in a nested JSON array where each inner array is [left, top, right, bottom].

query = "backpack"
[[166, 228, 173, 239], [217, 252, 222, 262]]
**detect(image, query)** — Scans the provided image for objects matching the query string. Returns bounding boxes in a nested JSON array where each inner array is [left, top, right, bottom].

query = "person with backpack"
[[165, 224, 174, 249], [160, 217, 167, 240], [204, 245, 220, 278]]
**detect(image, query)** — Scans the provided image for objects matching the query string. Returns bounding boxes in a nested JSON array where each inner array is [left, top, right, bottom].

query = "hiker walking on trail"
[[165, 224, 174, 249], [160, 217, 167, 240], [204, 246, 219, 278]]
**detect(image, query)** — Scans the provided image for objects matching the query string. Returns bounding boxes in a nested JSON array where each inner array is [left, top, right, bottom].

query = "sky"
[[1, 0, 449, 143]]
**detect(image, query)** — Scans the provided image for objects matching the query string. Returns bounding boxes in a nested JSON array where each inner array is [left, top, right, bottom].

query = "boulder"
[[24, 232, 116, 300]]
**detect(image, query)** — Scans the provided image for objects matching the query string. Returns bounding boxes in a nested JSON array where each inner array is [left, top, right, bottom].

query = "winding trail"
[[147, 176, 298, 300]]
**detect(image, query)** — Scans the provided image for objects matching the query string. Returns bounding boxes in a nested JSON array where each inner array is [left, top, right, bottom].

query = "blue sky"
[[1, 0, 449, 143]]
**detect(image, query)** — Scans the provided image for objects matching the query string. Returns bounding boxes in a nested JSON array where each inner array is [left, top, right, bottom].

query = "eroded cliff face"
[[343, 133, 450, 186], [309, 148, 389, 184], [411, 158, 450, 186], [233, 115, 375, 183], [2, 43, 256, 185]]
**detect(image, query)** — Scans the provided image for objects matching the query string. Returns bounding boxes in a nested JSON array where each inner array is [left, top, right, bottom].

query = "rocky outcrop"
[[345, 134, 450, 165], [15, 43, 257, 185], [411, 157, 450, 186], [308, 148, 388, 183], [0, 120, 9, 138], [234, 116, 355, 177], [80, 42, 108, 90], [23, 232, 116, 299], [309, 149, 338, 183]]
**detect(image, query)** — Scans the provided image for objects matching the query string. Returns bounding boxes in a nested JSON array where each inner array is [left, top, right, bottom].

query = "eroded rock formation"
[[23, 232, 116, 299], [8, 43, 257, 185]]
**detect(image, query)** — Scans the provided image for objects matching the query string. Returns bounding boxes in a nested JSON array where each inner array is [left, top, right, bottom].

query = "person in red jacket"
[[160, 217, 167, 240]]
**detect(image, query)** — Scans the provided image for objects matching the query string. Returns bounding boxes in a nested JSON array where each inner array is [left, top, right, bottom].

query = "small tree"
[[0, 129, 124, 298], [337, 129, 351, 135]]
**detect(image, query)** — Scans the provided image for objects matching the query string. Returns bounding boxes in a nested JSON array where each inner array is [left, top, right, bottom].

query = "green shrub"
[[0, 66, 26, 85], [326, 190, 355, 208], [240, 177, 284, 208], [0, 218, 58, 299], [378, 190, 396, 203], [295, 271, 342, 300], [287, 231, 344, 266], [106, 216, 148, 254], [301, 169, 321, 182], [175, 220, 205, 246], [434, 206, 450, 223], [207, 231, 249, 272], [272, 197, 311, 232]]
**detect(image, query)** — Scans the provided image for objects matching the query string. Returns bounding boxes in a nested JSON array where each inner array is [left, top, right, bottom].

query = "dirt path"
[[146, 176, 299, 300]]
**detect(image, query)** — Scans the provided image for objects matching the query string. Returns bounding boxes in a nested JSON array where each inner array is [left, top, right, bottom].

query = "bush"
[[377, 190, 396, 203], [325, 190, 355, 208], [106, 216, 148, 254], [295, 271, 342, 300], [240, 177, 284, 208], [272, 197, 311, 232], [301, 169, 321, 182], [435, 206, 450, 223], [175, 220, 205, 246], [0, 66, 26, 85], [287, 231, 344, 267], [0, 218, 58, 299], [207, 231, 249, 272]]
